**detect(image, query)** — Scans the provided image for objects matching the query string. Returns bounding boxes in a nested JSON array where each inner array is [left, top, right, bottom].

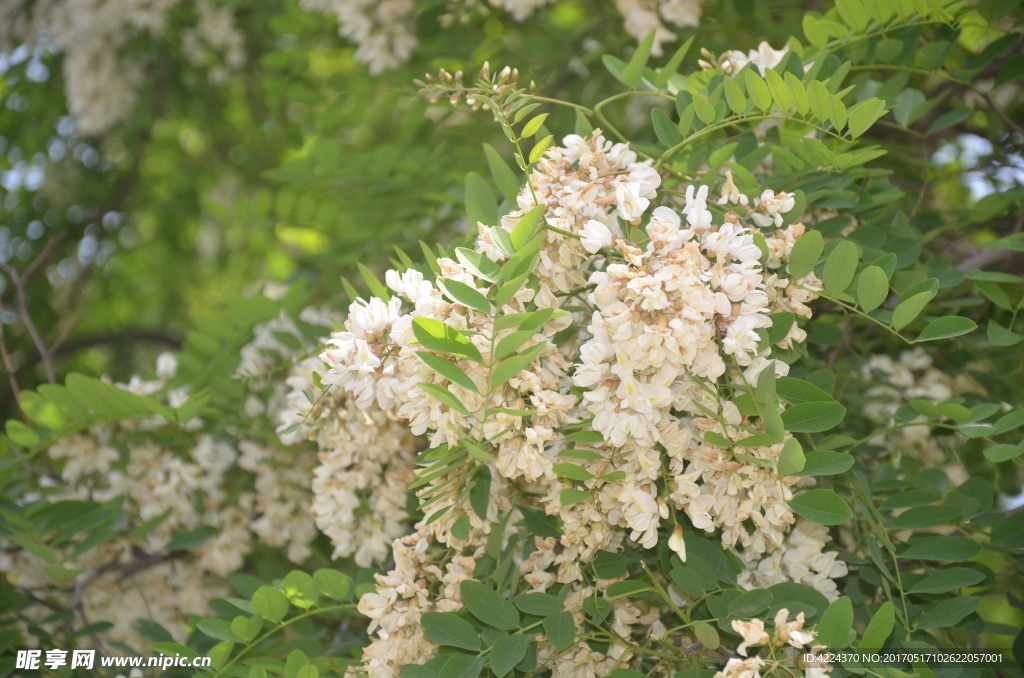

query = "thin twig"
[[0, 232, 68, 383], [979, 89, 1024, 138], [22, 232, 68, 282], [0, 315, 26, 420], [907, 142, 930, 222]]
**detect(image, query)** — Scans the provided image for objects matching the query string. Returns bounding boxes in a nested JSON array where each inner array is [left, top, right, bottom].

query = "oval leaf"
[[789, 489, 852, 525], [917, 316, 976, 342], [460, 580, 520, 630]]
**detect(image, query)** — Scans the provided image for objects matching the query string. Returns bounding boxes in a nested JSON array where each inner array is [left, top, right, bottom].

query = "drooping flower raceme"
[[292, 131, 845, 678]]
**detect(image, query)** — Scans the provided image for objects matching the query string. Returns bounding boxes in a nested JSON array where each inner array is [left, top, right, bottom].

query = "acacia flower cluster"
[[0, 318, 322, 649], [288, 131, 848, 678], [860, 347, 978, 473], [0, 0, 246, 134], [299, 0, 707, 74]]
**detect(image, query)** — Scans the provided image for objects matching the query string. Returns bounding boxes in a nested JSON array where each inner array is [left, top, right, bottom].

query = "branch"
[[0, 277, 53, 383], [22, 231, 69, 282], [956, 248, 1015, 272], [0, 317, 26, 421]]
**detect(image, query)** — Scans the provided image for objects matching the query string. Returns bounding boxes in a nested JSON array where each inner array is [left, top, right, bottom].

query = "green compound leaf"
[[778, 439, 806, 476], [313, 569, 352, 601], [438, 654, 485, 678], [788, 230, 823, 280], [822, 241, 859, 296], [856, 265, 889, 313], [655, 36, 694, 89], [917, 597, 982, 630], [693, 95, 716, 124], [621, 30, 656, 87], [520, 113, 548, 138], [251, 586, 289, 623], [559, 488, 592, 507], [724, 77, 747, 114], [789, 489, 853, 525], [848, 98, 887, 138], [490, 634, 529, 678], [542, 611, 576, 651], [817, 597, 853, 647], [490, 341, 547, 390], [416, 382, 471, 416], [413, 317, 483, 363], [553, 462, 593, 481], [460, 580, 520, 630], [891, 292, 931, 331], [777, 378, 837, 405], [437, 279, 491, 314], [744, 69, 773, 110], [908, 568, 984, 594], [890, 505, 961, 530], [916, 316, 976, 342], [513, 592, 563, 617], [282, 571, 318, 609], [798, 451, 854, 476], [781, 402, 846, 432], [858, 601, 895, 652], [421, 612, 480, 651], [465, 171, 498, 228], [900, 536, 981, 562], [416, 352, 479, 394]]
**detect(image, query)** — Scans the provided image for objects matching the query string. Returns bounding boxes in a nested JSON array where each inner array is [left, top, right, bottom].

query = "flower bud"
[[668, 524, 686, 561]]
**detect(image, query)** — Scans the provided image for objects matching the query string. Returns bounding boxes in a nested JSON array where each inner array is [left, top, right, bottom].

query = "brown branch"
[[0, 275, 53, 384], [907, 142, 930, 222], [0, 316, 26, 421], [957, 211, 1024, 271], [828, 317, 856, 369], [23, 331, 182, 371], [979, 89, 1024, 138], [22, 231, 69, 282]]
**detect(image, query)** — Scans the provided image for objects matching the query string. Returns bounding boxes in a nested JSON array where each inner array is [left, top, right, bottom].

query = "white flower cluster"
[[181, 0, 246, 83], [611, 0, 707, 57], [299, 0, 418, 75], [295, 131, 846, 678], [0, 0, 245, 134], [736, 519, 849, 600], [0, 325, 321, 648], [355, 534, 475, 675], [706, 41, 790, 76], [0, 0, 708, 130], [724, 608, 829, 678], [0, 542, 228, 651], [861, 347, 975, 469], [304, 0, 706, 74], [276, 355, 419, 567]]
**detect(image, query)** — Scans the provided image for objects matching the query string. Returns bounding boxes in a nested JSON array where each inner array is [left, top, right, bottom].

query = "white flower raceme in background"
[[299, 0, 418, 74], [0, 0, 246, 134], [0, 0, 707, 131], [861, 347, 980, 475], [301, 0, 708, 74], [0, 312, 327, 649]]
